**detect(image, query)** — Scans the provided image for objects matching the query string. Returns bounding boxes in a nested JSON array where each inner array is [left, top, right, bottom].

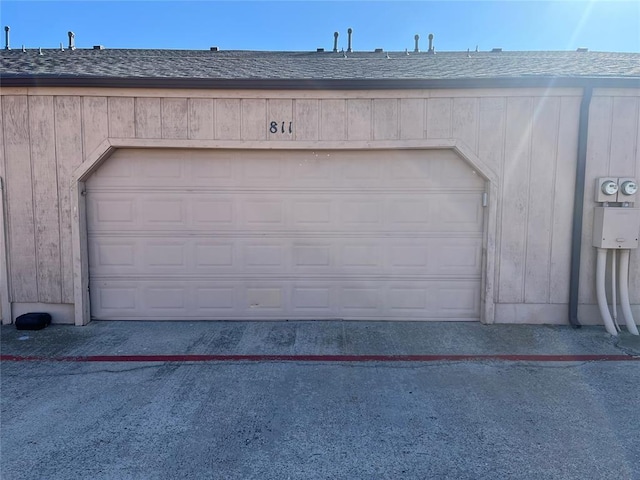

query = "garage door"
[[86, 148, 485, 321]]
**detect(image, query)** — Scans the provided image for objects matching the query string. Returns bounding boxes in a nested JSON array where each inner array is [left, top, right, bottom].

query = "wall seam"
[[80, 97, 86, 161], [160, 98, 165, 139], [522, 97, 534, 303], [423, 98, 428, 139], [0, 97, 12, 304], [133, 96, 138, 138], [26, 96, 39, 301], [52, 97, 63, 302], [187, 98, 192, 140], [448, 98, 453, 138], [474, 98, 480, 154], [546, 98, 562, 303], [606, 97, 614, 175], [212, 98, 217, 140], [396, 98, 401, 140], [634, 97, 640, 177], [496, 97, 508, 303]]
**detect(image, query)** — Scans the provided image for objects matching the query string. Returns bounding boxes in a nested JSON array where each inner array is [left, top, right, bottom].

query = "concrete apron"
[[2, 321, 640, 360], [2, 323, 640, 480]]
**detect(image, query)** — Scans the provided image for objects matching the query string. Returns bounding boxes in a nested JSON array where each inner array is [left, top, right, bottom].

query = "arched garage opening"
[[72, 140, 497, 325]]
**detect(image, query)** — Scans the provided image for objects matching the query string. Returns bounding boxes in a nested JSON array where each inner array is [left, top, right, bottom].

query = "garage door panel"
[[90, 279, 481, 320], [90, 197, 136, 225], [87, 148, 484, 321], [195, 287, 236, 310], [89, 235, 483, 277], [88, 192, 483, 234], [141, 198, 185, 224], [436, 197, 484, 230], [192, 199, 234, 225], [293, 244, 333, 268], [438, 283, 481, 315]]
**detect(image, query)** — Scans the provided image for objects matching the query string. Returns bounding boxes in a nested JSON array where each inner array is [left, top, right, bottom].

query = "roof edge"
[[1, 75, 639, 90]]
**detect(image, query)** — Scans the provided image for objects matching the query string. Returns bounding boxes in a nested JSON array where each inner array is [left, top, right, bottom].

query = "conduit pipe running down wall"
[[618, 249, 639, 335], [592, 177, 639, 336], [595, 248, 618, 336], [595, 248, 638, 336]]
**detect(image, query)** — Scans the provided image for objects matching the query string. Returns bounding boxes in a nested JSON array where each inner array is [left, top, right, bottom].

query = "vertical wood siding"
[[499, 97, 533, 303], [161, 98, 188, 139], [54, 96, 83, 303], [320, 99, 346, 140], [0, 89, 637, 315], [3, 96, 37, 302], [399, 99, 424, 140], [580, 94, 640, 304], [135, 97, 161, 138], [29, 96, 62, 303], [346, 99, 371, 140], [188, 98, 214, 140], [82, 97, 108, 156], [108, 97, 135, 138], [524, 97, 561, 304], [0, 96, 5, 318], [294, 100, 319, 141], [214, 99, 240, 139], [549, 97, 581, 304]]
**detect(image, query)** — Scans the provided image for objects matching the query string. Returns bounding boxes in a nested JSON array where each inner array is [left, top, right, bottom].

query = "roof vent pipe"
[[347, 28, 353, 53], [4, 26, 10, 50], [333, 31, 339, 52], [68, 31, 75, 50], [428, 33, 434, 53], [414, 34, 419, 52]]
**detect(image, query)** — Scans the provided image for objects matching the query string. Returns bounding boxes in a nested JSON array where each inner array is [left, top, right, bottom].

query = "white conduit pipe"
[[596, 248, 618, 336], [618, 249, 639, 336], [611, 250, 620, 332]]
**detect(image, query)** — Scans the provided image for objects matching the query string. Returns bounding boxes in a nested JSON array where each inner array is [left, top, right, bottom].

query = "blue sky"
[[1, 1, 639, 52]]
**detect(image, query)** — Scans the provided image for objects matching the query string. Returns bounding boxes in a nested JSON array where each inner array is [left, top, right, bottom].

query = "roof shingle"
[[2, 49, 639, 82]]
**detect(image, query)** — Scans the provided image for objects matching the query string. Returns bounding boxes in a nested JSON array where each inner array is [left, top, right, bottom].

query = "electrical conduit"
[[618, 249, 639, 335], [595, 248, 618, 336]]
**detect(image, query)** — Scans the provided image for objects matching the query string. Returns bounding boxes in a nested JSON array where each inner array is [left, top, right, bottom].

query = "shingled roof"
[[2, 48, 640, 88]]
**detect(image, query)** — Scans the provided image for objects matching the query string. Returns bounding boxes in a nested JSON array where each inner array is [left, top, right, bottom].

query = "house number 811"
[[270, 121, 293, 134]]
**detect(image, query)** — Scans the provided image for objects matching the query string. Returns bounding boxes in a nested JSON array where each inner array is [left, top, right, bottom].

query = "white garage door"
[[86, 148, 485, 321]]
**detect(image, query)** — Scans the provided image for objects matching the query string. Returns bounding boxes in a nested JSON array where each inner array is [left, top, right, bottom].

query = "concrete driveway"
[[1, 321, 639, 480]]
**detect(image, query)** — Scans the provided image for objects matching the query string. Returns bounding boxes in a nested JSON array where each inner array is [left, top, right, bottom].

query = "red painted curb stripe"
[[1, 354, 638, 363]]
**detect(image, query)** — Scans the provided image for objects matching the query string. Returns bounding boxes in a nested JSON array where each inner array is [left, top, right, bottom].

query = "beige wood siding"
[[1, 86, 638, 324], [580, 94, 640, 306]]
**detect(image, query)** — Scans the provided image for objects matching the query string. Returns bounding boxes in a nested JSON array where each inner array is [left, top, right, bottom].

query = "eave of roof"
[[2, 49, 639, 89], [2, 74, 639, 90]]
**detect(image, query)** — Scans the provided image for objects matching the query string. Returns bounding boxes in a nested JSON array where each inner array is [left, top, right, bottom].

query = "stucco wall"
[[1, 86, 638, 324]]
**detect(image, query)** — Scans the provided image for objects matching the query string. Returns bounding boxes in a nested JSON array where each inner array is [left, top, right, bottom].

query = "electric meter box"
[[592, 207, 640, 249]]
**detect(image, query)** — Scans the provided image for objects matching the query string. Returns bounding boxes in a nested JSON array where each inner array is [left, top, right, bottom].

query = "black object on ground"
[[15, 312, 51, 331]]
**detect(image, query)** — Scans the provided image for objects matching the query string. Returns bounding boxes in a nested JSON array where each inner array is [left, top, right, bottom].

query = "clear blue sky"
[[1, 1, 639, 52]]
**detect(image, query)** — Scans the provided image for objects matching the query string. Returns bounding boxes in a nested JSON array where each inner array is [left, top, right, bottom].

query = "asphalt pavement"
[[1, 321, 639, 480]]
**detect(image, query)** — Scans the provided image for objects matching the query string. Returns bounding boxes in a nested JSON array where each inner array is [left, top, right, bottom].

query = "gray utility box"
[[592, 207, 640, 249]]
